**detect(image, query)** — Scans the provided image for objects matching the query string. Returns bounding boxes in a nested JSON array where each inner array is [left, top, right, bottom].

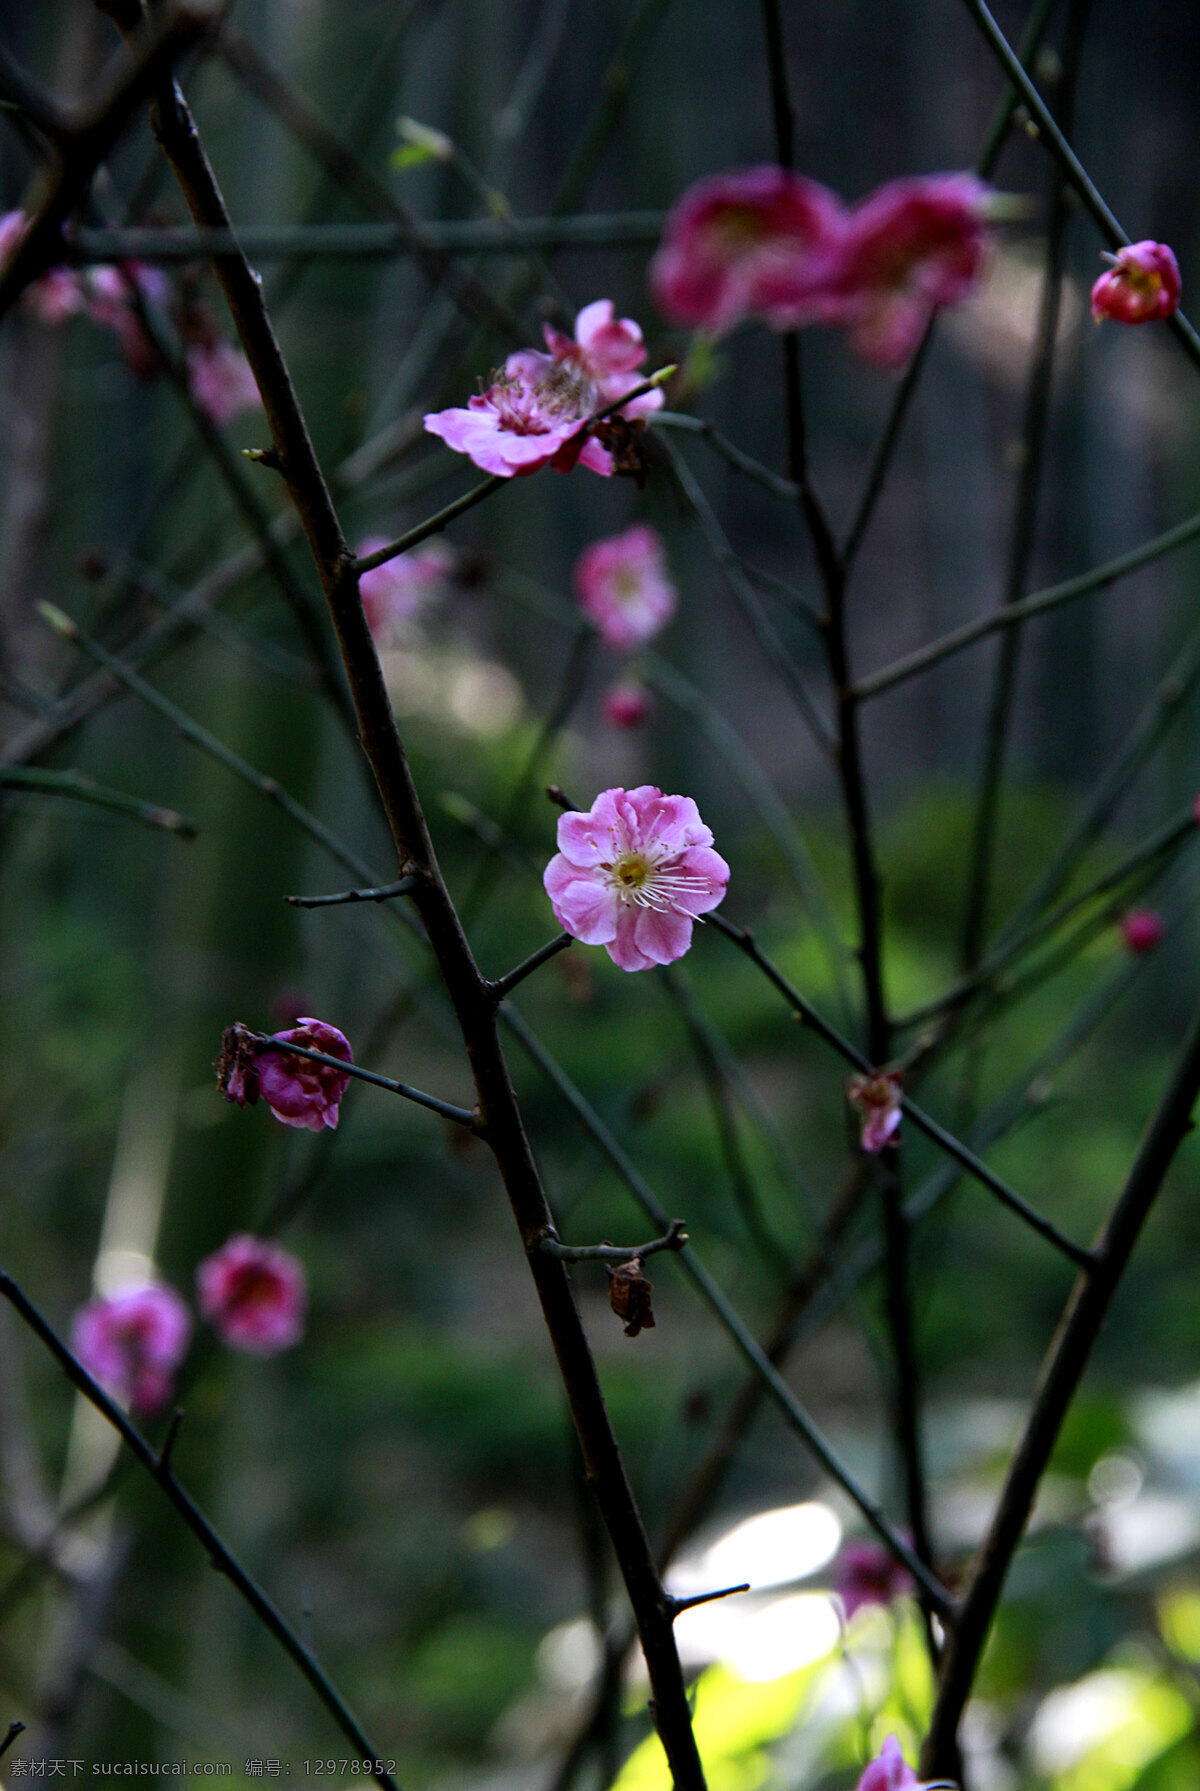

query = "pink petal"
[[633, 905, 695, 966], [606, 907, 656, 972]]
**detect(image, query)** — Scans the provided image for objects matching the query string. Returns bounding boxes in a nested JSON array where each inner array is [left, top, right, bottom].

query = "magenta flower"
[[650, 165, 846, 335], [197, 1234, 306, 1356], [424, 297, 659, 479], [834, 1539, 915, 1619], [1120, 909, 1164, 956], [1091, 242, 1181, 325], [257, 1018, 353, 1132], [855, 1737, 923, 1791], [186, 337, 262, 427], [602, 681, 654, 729], [357, 537, 449, 639], [70, 1283, 192, 1418], [831, 173, 991, 368], [574, 524, 677, 653], [543, 785, 729, 972], [847, 1070, 903, 1153]]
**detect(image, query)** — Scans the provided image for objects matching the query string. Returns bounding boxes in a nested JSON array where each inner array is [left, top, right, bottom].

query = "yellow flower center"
[[615, 852, 651, 890]]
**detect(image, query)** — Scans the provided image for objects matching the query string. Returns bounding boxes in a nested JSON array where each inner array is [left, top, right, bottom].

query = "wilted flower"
[[186, 337, 262, 426], [257, 1018, 353, 1131], [197, 1234, 306, 1355], [70, 1283, 192, 1418], [835, 1538, 915, 1619], [602, 681, 654, 729], [650, 165, 846, 335], [608, 1257, 656, 1336], [357, 537, 450, 638], [574, 524, 677, 653], [543, 785, 729, 972], [1091, 241, 1181, 325], [424, 297, 660, 479], [855, 1737, 924, 1791], [847, 1069, 903, 1153], [1120, 909, 1164, 956], [831, 173, 991, 368]]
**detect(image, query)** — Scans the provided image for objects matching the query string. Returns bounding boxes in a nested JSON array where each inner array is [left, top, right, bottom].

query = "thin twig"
[[488, 933, 574, 1001], [285, 875, 417, 908], [247, 1031, 477, 1129], [0, 1269, 398, 1787], [540, 1220, 688, 1264], [0, 766, 196, 836], [667, 1583, 750, 1617], [0, 1722, 25, 1765]]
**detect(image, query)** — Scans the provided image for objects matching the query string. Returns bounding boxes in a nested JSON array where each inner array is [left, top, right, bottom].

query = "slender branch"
[[248, 1032, 477, 1129], [549, 0, 676, 218], [667, 1583, 750, 1618], [488, 932, 574, 1001], [708, 913, 1094, 1266], [653, 412, 801, 503], [285, 875, 417, 908], [855, 508, 1200, 701], [923, 992, 1200, 1777], [0, 766, 196, 836], [73, 213, 668, 260], [540, 1220, 689, 1264], [500, 1004, 956, 1618], [0, 1722, 25, 1765], [352, 476, 506, 573], [961, 0, 1200, 371], [0, 1269, 398, 1787]]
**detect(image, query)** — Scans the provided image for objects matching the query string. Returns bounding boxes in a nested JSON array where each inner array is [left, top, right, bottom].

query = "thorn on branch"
[[666, 1581, 750, 1618]]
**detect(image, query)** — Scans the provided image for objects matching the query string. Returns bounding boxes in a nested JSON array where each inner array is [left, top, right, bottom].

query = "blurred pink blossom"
[[544, 785, 728, 972], [424, 297, 658, 478], [186, 337, 262, 426], [258, 1017, 353, 1131], [71, 1283, 192, 1417], [855, 1737, 923, 1791], [602, 681, 654, 729], [1091, 241, 1181, 324], [650, 165, 846, 335], [84, 263, 169, 379], [0, 208, 86, 323], [834, 1538, 915, 1618], [197, 1234, 306, 1355], [831, 173, 991, 367], [574, 524, 677, 653], [1120, 909, 1164, 956], [847, 1069, 903, 1153], [357, 537, 450, 638]]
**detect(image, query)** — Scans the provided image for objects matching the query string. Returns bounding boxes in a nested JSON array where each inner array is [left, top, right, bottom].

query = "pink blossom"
[[0, 209, 85, 323], [357, 536, 450, 638], [834, 1539, 915, 1619], [855, 1737, 923, 1791], [574, 524, 677, 653], [1120, 909, 1164, 956], [197, 1234, 306, 1355], [543, 785, 729, 972], [1091, 241, 1181, 325], [602, 681, 654, 729], [186, 337, 262, 427], [84, 264, 168, 379], [847, 1070, 903, 1153], [424, 298, 660, 479], [650, 165, 846, 335], [831, 173, 991, 368], [257, 1017, 353, 1131], [70, 1283, 192, 1418]]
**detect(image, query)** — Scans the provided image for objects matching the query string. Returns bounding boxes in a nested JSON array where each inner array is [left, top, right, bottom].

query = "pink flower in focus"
[[357, 536, 450, 638], [650, 165, 846, 335], [832, 173, 991, 368], [1091, 242, 1181, 325], [855, 1737, 923, 1791], [197, 1234, 306, 1356], [1120, 909, 1164, 956], [847, 1070, 903, 1153], [602, 681, 654, 729], [425, 298, 659, 479], [575, 524, 677, 653], [187, 337, 262, 427], [543, 785, 729, 972], [835, 1539, 915, 1619], [70, 1283, 192, 1417], [258, 1017, 353, 1131]]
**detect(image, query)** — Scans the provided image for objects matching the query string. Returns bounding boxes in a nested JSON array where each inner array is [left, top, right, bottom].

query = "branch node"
[[243, 445, 283, 472]]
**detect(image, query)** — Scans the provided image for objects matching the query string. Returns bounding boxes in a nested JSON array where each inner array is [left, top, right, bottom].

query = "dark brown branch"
[[247, 1032, 477, 1130], [488, 932, 575, 1001], [923, 993, 1200, 1778], [285, 875, 417, 909], [0, 1270, 396, 1786], [540, 1221, 689, 1264], [0, 1722, 26, 1765]]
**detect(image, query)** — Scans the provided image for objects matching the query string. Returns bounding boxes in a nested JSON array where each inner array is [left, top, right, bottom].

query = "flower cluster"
[[1091, 241, 1181, 325], [544, 785, 729, 972], [0, 211, 261, 424], [651, 166, 993, 367], [424, 299, 661, 478]]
